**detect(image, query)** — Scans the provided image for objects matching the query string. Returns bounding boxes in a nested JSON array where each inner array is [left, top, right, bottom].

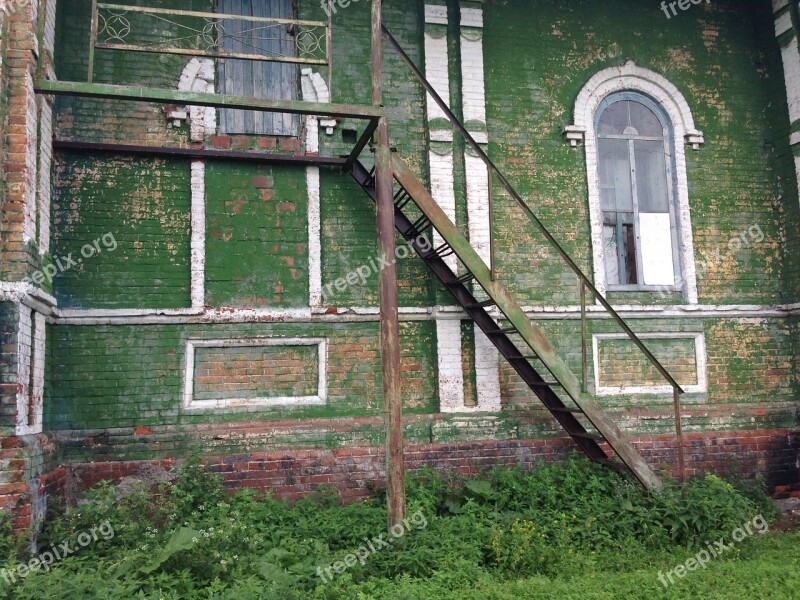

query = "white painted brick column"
[[307, 163, 322, 307], [425, 3, 466, 411], [461, 1, 500, 412], [299, 69, 333, 308], [436, 319, 466, 412], [15, 307, 44, 436], [36, 0, 57, 255], [190, 161, 206, 310]]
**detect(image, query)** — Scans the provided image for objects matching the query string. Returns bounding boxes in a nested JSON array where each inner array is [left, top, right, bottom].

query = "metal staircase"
[[351, 157, 664, 492]]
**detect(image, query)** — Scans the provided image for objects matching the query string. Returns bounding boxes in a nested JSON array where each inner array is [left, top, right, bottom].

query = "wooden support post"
[[372, 0, 406, 527], [580, 281, 588, 393], [673, 386, 686, 483]]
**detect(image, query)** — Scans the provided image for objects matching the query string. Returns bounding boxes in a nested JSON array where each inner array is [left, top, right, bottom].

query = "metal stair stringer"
[[383, 154, 662, 492]]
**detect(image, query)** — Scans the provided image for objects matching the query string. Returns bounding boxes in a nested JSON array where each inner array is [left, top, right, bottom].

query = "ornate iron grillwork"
[[93, 3, 328, 66]]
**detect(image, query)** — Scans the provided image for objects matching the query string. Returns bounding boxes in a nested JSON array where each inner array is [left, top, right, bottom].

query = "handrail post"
[[673, 386, 685, 483], [88, 0, 98, 83], [580, 280, 588, 393]]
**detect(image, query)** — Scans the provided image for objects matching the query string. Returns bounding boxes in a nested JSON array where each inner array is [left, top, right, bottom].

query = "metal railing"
[[86, 1, 330, 83], [381, 25, 686, 480]]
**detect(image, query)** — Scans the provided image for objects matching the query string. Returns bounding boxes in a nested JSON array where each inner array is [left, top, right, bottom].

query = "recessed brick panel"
[[193, 343, 320, 402], [185, 338, 327, 409], [596, 335, 700, 390]]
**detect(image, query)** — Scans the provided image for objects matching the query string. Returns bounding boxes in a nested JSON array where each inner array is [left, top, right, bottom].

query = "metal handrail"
[[381, 24, 685, 397]]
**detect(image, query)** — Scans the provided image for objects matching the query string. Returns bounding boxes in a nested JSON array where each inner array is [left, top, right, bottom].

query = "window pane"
[[629, 102, 663, 137], [622, 224, 638, 285], [598, 138, 633, 212], [602, 224, 620, 285], [597, 101, 630, 135], [603, 213, 637, 286], [634, 140, 669, 213]]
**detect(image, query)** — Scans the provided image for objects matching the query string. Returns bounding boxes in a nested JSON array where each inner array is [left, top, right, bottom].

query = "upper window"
[[217, 0, 298, 136], [595, 93, 680, 290]]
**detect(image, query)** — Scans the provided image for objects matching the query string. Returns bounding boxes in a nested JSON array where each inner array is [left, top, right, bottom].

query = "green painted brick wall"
[[44, 321, 438, 432], [52, 153, 191, 309], [205, 161, 309, 308], [38, 0, 799, 460], [484, 0, 789, 306]]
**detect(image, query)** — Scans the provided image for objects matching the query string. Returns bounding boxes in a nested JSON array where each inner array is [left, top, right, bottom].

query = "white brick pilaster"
[[436, 319, 466, 411], [461, 1, 500, 411], [15, 308, 43, 436], [190, 161, 206, 310], [425, 4, 466, 411]]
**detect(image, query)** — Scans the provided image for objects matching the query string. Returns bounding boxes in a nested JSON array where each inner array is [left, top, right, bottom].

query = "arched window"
[[596, 93, 680, 289], [564, 62, 703, 303]]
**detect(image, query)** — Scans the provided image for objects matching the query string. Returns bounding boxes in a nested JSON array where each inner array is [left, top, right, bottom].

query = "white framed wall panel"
[[592, 332, 707, 396], [183, 337, 328, 410]]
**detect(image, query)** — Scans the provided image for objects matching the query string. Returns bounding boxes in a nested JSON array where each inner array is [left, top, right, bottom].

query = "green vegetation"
[[0, 455, 794, 599]]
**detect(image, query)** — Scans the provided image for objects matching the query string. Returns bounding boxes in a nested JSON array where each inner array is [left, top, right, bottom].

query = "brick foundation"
[[29, 429, 800, 511]]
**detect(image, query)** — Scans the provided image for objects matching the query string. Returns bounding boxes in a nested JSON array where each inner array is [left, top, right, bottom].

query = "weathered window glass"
[[595, 95, 680, 289]]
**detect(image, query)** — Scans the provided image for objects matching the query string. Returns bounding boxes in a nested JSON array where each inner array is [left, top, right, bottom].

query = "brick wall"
[[39, 430, 800, 509], [52, 153, 191, 309], [0, 0, 797, 532]]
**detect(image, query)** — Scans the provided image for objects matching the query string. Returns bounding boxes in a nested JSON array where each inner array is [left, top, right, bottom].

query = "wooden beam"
[[372, 0, 406, 528], [34, 80, 383, 120]]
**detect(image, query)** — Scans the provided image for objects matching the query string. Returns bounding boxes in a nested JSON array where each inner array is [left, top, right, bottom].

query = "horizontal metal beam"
[[94, 43, 328, 66], [53, 140, 348, 167], [98, 3, 327, 28], [35, 80, 383, 121]]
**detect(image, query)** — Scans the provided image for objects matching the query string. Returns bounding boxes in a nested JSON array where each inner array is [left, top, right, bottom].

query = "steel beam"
[[52, 140, 348, 167]]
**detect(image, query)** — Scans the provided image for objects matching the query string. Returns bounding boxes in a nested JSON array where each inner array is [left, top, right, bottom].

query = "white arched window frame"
[[564, 62, 703, 304]]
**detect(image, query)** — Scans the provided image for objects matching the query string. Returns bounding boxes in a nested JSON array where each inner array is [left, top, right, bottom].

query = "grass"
[[0, 453, 794, 599]]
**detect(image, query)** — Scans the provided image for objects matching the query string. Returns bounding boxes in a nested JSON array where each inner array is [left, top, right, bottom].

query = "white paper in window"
[[639, 212, 675, 286]]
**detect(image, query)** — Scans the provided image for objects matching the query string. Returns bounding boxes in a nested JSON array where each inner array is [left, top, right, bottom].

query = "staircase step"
[[486, 327, 519, 335], [448, 273, 475, 286], [572, 431, 605, 443], [549, 406, 583, 414], [422, 243, 455, 260], [394, 189, 413, 210], [465, 299, 496, 309]]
